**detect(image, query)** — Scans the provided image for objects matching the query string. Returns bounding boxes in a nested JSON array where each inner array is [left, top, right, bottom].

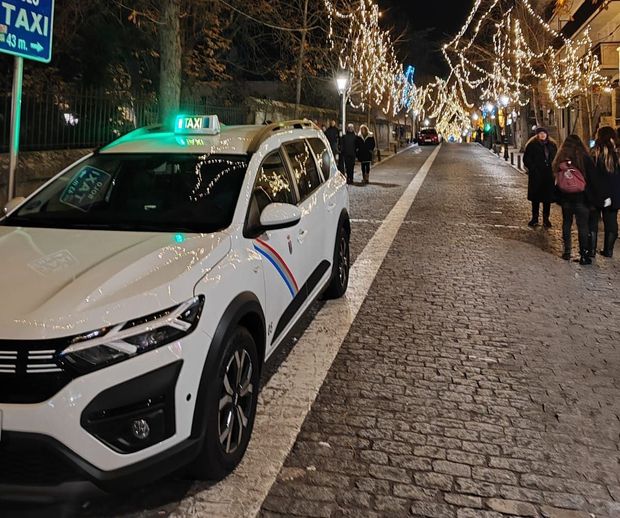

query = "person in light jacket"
[[356, 124, 376, 185]]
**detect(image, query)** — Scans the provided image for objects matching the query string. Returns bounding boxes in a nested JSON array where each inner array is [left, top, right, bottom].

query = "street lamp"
[[499, 94, 509, 107], [336, 70, 350, 135], [424, 118, 430, 126]]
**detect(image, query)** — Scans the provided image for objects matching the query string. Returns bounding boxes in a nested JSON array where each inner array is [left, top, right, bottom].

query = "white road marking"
[[171, 145, 442, 518], [350, 218, 385, 224]]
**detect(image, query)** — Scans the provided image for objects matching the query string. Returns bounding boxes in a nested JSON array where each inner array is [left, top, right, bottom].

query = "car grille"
[[0, 339, 75, 404]]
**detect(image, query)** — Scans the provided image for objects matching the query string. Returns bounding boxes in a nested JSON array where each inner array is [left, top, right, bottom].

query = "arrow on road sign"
[[30, 42, 43, 53]]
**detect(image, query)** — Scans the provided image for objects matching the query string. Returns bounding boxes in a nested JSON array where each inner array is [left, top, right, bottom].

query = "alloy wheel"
[[218, 349, 254, 454]]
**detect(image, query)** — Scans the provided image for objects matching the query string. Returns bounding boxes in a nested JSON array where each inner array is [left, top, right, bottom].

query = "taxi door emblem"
[[287, 235, 293, 254]]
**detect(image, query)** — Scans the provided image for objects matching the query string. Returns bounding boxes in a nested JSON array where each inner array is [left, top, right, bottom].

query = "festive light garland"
[[322, 0, 608, 141], [442, 0, 608, 113], [324, 0, 406, 115]]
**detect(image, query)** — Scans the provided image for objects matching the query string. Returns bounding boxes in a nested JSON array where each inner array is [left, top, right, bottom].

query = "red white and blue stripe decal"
[[254, 239, 299, 298]]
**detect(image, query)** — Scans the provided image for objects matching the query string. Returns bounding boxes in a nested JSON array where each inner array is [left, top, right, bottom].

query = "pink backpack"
[[556, 160, 586, 194]]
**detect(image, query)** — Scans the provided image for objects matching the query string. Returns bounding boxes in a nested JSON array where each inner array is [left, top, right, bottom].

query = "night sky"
[[378, 0, 473, 81]]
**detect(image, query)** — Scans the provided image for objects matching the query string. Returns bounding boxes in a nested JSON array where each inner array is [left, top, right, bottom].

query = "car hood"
[[0, 226, 231, 339]]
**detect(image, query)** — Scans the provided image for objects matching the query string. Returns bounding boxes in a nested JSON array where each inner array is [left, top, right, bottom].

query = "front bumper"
[[0, 330, 212, 490], [0, 430, 202, 494]]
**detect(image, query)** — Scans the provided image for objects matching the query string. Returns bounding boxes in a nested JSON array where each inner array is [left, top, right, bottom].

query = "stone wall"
[[0, 149, 92, 209]]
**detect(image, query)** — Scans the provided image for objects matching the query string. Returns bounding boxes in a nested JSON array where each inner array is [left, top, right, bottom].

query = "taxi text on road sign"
[[0, 0, 55, 63]]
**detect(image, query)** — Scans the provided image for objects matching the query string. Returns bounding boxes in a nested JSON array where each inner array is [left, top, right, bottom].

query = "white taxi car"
[[0, 116, 350, 492]]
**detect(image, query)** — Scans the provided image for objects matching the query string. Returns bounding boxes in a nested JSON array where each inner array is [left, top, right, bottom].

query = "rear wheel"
[[189, 326, 259, 480], [323, 222, 350, 299]]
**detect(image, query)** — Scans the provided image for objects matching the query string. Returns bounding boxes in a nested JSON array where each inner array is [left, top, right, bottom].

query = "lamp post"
[[500, 96, 510, 160], [336, 70, 350, 136]]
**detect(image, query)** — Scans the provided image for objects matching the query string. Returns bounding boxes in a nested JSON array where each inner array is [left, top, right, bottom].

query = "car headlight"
[[59, 296, 204, 374]]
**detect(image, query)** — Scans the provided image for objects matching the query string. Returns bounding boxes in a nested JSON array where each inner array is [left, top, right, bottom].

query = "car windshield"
[[2, 153, 249, 233]]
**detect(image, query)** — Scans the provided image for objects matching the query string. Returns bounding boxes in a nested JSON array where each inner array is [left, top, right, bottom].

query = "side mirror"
[[3, 196, 25, 215], [259, 202, 301, 231]]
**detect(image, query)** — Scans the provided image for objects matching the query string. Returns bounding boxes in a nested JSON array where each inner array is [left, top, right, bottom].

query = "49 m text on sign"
[[0, 0, 54, 63]]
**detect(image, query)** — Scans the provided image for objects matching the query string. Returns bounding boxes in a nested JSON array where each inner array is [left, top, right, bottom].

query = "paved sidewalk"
[[260, 143, 620, 518]]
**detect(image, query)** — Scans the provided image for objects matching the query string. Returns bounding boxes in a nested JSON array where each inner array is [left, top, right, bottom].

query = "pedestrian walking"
[[324, 120, 340, 161], [341, 123, 357, 185], [356, 124, 376, 185], [552, 134, 595, 265], [523, 127, 557, 228], [589, 126, 620, 258]]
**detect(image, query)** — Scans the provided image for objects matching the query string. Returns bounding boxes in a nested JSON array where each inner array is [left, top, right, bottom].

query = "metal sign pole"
[[8, 56, 23, 201]]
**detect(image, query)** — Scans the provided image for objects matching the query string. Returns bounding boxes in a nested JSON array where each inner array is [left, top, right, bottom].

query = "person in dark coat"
[[523, 127, 557, 228], [552, 134, 596, 264], [590, 126, 620, 258], [324, 120, 340, 160], [356, 124, 376, 185], [341, 123, 358, 185]]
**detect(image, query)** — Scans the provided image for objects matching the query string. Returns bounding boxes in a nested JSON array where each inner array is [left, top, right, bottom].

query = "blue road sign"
[[0, 0, 55, 63]]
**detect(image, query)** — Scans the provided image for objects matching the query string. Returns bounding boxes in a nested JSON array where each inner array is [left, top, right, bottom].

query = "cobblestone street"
[[259, 144, 620, 518], [11, 143, 620, 518]]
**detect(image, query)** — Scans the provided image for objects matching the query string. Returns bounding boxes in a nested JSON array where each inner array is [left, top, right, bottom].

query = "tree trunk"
[[159, 0, 182, 127], [583, 93, 594, 141], [531, 86, 541, 127], [294, 0, 309, 118]]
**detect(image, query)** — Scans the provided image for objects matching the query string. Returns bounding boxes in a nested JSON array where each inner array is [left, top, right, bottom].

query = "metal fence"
[[0, 90, 252, 152]]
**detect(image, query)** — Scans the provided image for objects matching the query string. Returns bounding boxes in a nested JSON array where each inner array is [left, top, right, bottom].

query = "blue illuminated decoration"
[[174, 233, 186, 244], [401, 65, 416, 110]]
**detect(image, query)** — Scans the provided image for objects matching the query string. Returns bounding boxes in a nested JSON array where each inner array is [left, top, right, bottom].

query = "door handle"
[[297, 229, 309, 243], [327, 202, 336, 212]]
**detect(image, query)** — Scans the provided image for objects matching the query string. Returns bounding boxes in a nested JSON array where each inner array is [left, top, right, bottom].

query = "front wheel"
[[323, 222, 350, 299], [189, 326, 260, 481]]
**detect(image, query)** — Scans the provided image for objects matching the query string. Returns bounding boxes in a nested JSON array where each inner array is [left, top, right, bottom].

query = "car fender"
[[189, 291, 265, 438]]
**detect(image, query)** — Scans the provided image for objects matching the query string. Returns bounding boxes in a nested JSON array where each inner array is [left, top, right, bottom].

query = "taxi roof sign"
[[175, 115, 220, 135]]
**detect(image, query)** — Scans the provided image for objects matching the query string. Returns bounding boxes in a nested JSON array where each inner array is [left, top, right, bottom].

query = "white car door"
[[247, 150, 305, 350], [281, 139, 331, 297]]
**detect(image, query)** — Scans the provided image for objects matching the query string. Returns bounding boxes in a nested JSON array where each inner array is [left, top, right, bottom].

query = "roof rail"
[[247, 119, 319, 153]]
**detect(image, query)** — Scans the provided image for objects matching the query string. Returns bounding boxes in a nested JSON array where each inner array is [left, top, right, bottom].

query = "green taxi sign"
[[175, 115, 220, 135]]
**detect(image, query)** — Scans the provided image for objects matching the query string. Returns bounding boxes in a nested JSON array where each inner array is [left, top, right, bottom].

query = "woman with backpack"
[[553, 134, 596, 264], [590, 127, 619, 258]]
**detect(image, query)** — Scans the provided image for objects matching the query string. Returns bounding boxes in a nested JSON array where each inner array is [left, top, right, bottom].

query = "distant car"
[[0, 116, 350, 492], [418, 128, 440, 145]]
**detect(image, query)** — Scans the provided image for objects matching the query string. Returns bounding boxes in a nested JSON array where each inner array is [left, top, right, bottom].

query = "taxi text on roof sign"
[[175, 115, 221, 135], [0, 0, 55, 63]]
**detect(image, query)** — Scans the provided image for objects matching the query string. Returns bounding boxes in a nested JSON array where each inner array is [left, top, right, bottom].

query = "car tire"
[[189, 326, 260, 481], [323, 221, 350, 299]]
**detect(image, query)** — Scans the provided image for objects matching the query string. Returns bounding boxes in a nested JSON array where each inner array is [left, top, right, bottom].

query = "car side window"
[[283, 140, 322, 202], [246, 151, 297, 234], [308, 137, 332, 180]]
